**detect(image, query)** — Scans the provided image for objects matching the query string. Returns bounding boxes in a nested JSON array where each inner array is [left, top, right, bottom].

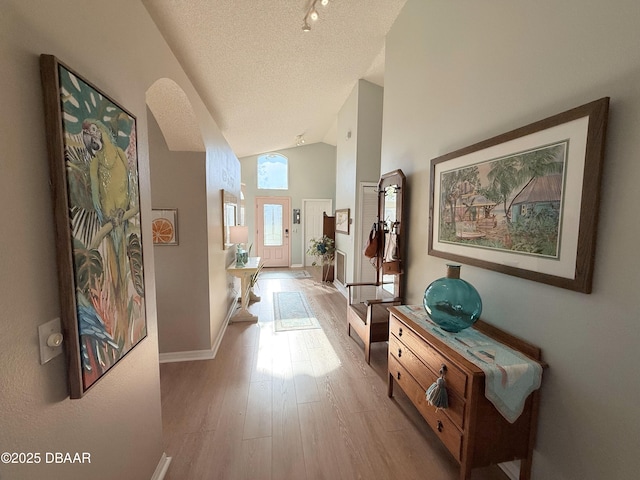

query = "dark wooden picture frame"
[[428, 98, 609, 293], [40, 55, 147, 397], [335, 208, 350, 234]]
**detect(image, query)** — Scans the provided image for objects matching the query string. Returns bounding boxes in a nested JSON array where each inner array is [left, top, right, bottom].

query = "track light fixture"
[[302, 0, 330, 32]]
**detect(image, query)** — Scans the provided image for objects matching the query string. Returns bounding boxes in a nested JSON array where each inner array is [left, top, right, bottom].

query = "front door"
[[256, 196, 290, 267]]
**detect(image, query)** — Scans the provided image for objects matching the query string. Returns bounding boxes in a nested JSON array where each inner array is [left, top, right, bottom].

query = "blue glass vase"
[[423, 264, 482, 333]]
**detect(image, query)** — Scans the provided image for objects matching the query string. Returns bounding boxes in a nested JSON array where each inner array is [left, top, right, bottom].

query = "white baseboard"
[[290, 263, 303, 268], [151, 453, 171, 480], [499, 460, 520, 480], [226, 296, 239, 322], [159, 348, 216, 363], [158, 299, 235, 363], [333, 279, 347, 298]]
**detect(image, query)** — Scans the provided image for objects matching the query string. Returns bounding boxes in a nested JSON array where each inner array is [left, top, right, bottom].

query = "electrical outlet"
[[39, 317, 63, 365]]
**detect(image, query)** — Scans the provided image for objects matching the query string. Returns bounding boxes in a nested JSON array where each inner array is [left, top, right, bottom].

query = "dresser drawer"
[[389, 354, 462, 462], [389, 334, 465, 429], [390, 315, 468, 398]]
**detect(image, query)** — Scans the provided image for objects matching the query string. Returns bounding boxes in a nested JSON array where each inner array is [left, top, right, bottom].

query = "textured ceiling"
[[142, 0, 407, 158]]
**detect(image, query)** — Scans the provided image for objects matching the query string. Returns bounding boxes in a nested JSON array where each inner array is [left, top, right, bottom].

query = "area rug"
[[273, 291, 321, 332], [260, 270, 311, 280]]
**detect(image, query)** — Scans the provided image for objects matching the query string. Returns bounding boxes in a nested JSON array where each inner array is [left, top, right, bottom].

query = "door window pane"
[[264, 204, 283, 246]]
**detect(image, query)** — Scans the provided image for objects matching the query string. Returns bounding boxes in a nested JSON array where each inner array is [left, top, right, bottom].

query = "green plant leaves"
[[127, 233, 145, 297], [73, 239, 104, 295]]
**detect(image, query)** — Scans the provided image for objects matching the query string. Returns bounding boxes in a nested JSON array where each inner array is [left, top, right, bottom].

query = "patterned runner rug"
[[273, 291, 321, 332]]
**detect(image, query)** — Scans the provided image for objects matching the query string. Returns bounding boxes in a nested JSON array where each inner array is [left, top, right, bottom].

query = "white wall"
[[336, 80, 383, 283], [148, 111, 211, 353], [382, 1, 640, 479], [240, 142, 336, 266], [355, 81, 384, 188], [355, 80, 384, 281], [0, 0, 238, 478], [336, 83, 360, 278]]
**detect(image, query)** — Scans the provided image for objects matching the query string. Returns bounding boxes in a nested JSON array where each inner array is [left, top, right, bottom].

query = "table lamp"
[[229, 225, 249, 267]]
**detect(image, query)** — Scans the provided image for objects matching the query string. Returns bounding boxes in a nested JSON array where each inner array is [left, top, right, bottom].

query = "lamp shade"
[[229, 225, 249, 244]]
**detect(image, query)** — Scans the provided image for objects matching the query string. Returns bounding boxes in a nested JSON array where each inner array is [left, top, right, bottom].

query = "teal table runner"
[[396, 305, 542, 423]]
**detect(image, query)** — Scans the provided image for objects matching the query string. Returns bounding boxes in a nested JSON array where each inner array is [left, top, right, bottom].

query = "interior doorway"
[[256, 196, 291, 267], [302, 199, 333, 267], [356, 182, 378, 301]]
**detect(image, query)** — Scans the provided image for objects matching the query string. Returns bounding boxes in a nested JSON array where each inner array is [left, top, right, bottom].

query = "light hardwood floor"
[[160, 271, 508, 480]]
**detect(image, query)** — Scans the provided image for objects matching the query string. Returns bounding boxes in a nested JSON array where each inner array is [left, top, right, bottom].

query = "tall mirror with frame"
[[221, 189, 238, 249], [346, 169, 406, 364]]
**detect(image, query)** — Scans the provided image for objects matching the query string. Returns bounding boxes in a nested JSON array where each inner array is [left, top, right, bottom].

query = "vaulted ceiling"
[[142, 0, 407, 158]]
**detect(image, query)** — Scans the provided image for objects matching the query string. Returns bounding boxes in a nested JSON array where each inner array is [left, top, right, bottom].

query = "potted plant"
[[306, 235, 336, 283]]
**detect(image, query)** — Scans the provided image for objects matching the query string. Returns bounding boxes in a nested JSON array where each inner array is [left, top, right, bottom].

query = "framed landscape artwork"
[[40, 55, 147, 398], [428, 98, 609, 293]]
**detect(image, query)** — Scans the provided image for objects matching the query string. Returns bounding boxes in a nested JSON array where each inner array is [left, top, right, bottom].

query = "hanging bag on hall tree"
[[364, 222, 381, 258]]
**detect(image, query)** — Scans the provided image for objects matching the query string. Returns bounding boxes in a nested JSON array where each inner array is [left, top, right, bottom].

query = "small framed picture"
[[151, 209, 179, 245], [335, 208, 350, 235]]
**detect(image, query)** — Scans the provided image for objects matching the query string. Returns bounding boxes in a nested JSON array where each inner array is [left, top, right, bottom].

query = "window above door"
[[257, 153, 288, 190]]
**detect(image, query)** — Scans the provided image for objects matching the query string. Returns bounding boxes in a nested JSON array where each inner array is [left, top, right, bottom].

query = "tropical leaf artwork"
[[58, 64, 146, 391], [438, 142, 567, 258]]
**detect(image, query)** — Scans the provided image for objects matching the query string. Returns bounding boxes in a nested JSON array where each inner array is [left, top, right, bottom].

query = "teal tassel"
[[426, 377, 448, 409]]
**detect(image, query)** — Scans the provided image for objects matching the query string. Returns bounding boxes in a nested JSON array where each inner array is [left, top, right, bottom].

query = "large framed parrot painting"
[[40, 55, 147, 398]]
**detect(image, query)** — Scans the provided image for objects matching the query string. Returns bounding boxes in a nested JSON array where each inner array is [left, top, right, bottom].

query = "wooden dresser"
[[387, 306, 545, 480]]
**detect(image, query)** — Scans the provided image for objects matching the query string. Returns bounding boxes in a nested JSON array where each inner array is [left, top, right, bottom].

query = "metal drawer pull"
[[397, 371, 401, 380], [437, 420, 443, 432], [398, 349, 402, 357], [439, 364, 447, 376], [398, 327, 403, 337]]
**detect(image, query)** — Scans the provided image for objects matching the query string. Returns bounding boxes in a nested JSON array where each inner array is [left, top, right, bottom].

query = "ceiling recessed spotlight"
[[321, 0, 329, 6], [309, 9, 319, 21]]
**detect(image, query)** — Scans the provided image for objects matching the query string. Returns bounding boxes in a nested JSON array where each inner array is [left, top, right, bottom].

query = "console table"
[[227, 256, 262, 322], [387, 306, 546, 480]]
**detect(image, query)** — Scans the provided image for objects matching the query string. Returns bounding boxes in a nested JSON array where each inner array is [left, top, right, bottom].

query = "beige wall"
[[148, 111, 211, 354], [383, 1, 640, 478], [240, 142, 336, 266], [0, 0, 238, 478]]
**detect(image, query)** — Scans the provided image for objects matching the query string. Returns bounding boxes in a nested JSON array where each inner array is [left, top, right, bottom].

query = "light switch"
[[39, 317, 63, 365]]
